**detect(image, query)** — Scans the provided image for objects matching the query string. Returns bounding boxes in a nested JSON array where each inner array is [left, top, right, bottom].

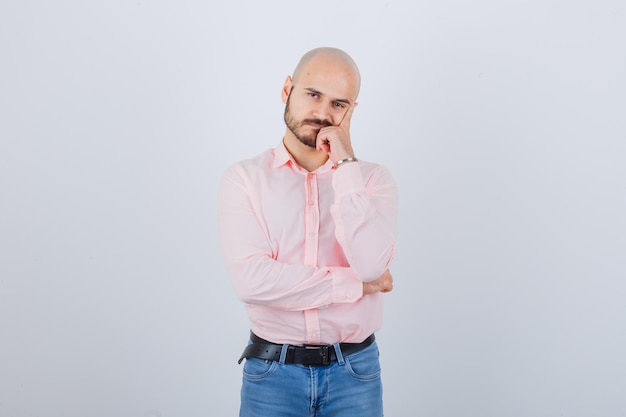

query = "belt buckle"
[[319, 345, 330, 366], [304, 345, 330, 366]]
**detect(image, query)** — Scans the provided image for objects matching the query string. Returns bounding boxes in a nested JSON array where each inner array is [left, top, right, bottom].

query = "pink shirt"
[[218, 141, 398, 345]]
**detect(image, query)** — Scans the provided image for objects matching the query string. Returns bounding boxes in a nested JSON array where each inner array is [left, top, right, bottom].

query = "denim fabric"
[[239, 341, 383, 417]]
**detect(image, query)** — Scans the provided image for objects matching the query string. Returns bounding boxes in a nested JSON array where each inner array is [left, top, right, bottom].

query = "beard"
[[283, 93, 332, 148]]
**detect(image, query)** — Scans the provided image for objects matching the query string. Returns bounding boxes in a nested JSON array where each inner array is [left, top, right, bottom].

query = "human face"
[[282, 55, 359, 149], [283, 88, 334, 148]]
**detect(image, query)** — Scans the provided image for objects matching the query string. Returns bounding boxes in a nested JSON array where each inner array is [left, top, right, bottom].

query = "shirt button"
[[345, 293, 351, 299], [308, 200, 314, 205]]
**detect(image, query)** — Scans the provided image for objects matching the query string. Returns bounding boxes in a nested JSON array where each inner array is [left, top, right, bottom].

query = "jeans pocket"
[[242, 358, 278, 381], [344, 342, 381, 381]]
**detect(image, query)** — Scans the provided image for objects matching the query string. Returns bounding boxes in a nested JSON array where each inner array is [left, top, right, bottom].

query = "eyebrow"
[[305, 87, 352, 105]]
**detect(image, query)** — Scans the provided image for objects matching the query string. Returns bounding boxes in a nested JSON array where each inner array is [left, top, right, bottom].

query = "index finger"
[[338, 103, 355, 128]]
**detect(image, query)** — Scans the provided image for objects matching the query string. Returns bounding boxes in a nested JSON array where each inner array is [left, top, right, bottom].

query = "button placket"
[[303, 173, 320, 266]]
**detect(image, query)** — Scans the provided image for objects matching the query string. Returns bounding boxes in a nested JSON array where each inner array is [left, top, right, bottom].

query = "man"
[[218, 47, 398, 417]]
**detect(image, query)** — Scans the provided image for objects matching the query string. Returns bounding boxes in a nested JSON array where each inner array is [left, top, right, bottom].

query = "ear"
[[281, 76, 293, 104]]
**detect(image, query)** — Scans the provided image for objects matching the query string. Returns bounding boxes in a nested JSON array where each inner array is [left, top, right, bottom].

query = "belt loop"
[[278, 344, 289, 365], [333, 342, 345, 365]]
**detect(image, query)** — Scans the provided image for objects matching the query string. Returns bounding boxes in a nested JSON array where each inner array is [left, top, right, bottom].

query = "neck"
[[283, 132, 329, 172]]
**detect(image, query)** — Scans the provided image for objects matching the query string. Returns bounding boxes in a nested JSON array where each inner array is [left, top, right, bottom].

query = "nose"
[[312, 101, 331, 123]]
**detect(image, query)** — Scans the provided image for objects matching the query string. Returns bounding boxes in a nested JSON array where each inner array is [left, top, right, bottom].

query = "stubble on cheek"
[[285, 107, 319, 149]]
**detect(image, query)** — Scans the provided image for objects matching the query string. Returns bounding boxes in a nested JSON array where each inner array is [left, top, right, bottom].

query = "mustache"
[[302, 118, 333, 127]]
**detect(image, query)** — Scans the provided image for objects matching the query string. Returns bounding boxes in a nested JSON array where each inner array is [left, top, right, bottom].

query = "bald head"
[[292, 47, 361, 99]]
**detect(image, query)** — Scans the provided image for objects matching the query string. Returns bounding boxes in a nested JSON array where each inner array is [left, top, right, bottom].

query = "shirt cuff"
[[329, 267, 363, 304]]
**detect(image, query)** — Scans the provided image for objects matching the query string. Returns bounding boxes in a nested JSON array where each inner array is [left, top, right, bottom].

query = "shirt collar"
[[272, 139, 334, 174], [272, 139, 293, 168]]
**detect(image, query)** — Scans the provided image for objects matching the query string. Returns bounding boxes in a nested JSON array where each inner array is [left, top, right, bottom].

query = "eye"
[[308, 92, 319, 99], [333, 101, 346, 109]]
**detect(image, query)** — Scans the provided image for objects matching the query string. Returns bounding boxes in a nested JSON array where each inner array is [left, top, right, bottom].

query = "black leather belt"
[[238, 332, 375, 366]]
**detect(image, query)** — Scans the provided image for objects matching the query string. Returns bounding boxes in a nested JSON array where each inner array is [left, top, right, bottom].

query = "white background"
[[1, 1, 625, 416]]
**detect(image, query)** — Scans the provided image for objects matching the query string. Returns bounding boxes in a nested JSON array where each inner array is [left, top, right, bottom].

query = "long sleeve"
[[330, 162, 398, 282]]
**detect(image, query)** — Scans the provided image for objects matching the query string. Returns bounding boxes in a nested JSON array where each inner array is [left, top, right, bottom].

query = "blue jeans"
[[239, 341, 383, 417]]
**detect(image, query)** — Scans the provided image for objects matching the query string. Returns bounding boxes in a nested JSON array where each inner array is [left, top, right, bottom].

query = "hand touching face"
[[315, 103, 356, 164]]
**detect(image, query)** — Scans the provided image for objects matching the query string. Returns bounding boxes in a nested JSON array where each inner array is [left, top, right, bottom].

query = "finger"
[[338, 104, 355, 129], [316, 139, 330, 153], [315, 130, 330, 151]]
